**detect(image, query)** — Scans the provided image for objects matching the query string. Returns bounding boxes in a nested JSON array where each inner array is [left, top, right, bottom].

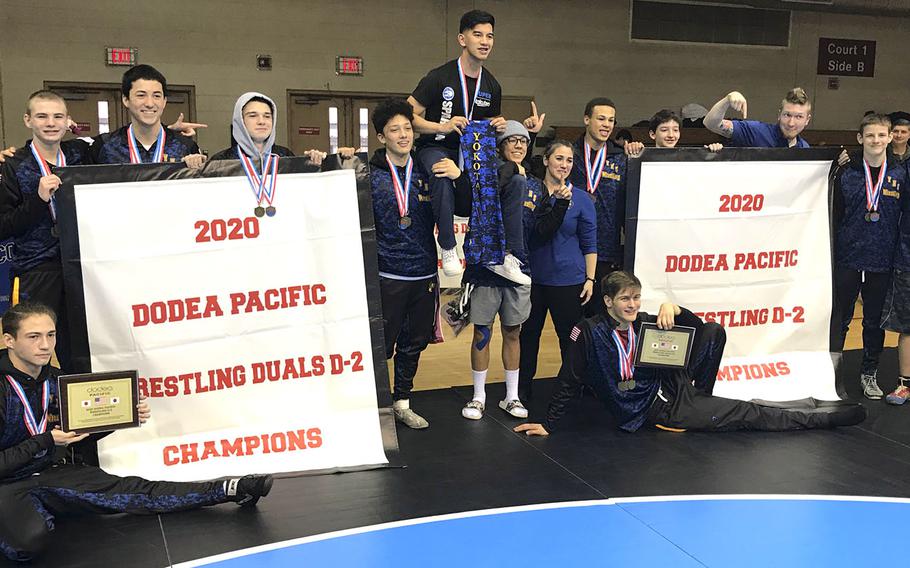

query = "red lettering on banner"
[[665, 254, 728, 272], [195, 217, 260, 243], [251, 355, 328, 384], [140, 354, 356, 397], [221, 438, 245, 457], [719, 194, 764, 212], [694, 306, 806, 328], [732, 250, 798, 271], [163, 446, 179, 466], [322, 352, 367, 375], [140, 353, 359, 398], [716, 360, 792, 381], [664, 250, 799, 273], [140, 366, 246, 397], [229, 284, 327, 315], [131, 295, 222, 326], [162, 427, 323, 465], [132, 285, 328, 327]]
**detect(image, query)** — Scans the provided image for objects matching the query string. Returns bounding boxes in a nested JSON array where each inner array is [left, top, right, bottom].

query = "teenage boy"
[[370, 99, 464, 429], [703, 87, 811, 148], [648, 109, 723, 151], [514, 272, 866, 436], [0, 302, 272, 563], [832, 113, 906, 399], [457, 121, 537, 421], [91, 65, 206, 167], [0, 91, 92, 372], [568, 98, 643, 316], [408, 10, 512, 279], [210, 93, 295, 161]]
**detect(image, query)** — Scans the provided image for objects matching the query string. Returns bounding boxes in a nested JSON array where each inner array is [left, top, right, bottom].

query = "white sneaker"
[[861, 373, 883, 400], [394, 407, 429, 429], [462, 400, 485, 420], [499, 399, 528, 418], [442, 248, 463, 277], [486, 253, 531, 285]]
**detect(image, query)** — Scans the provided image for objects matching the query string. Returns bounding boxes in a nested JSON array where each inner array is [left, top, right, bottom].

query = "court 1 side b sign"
[[817, 37, 875, 77]]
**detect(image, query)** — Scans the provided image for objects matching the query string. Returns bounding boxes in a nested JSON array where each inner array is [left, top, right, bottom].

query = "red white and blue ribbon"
[[583, 141, 606, 194], [456, 58, 483, 122], [862, 158, 887, 213], [5, 375, 49, 436], [127, 124, 166, 164], [237, 147, 278, 207], [385, 155, 413, 218], [611, 327, 636, 380], [29, 143, 65, 223]]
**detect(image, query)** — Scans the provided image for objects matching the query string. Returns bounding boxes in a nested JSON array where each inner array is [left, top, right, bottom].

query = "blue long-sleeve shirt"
[[528, 185, 597, 286]]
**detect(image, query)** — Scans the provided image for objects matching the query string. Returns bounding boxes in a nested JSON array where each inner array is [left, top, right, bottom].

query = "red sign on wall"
[[335, 56, 363, 76], [106, 47, 138, 66], [298, 127, 320, 136]]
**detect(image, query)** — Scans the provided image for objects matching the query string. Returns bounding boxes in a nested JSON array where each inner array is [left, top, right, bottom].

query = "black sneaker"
[[226, 474, 274, 507]]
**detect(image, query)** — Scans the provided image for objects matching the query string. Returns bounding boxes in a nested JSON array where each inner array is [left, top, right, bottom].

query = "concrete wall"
[[1, 0, 907, 150]]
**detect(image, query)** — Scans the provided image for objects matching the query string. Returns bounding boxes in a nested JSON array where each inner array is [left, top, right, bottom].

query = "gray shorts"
[[881, 269, 910, 334], [469, 284, 531, 327]]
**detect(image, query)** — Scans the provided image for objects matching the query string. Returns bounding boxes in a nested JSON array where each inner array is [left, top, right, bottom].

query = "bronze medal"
[[254, 206, 265, 218], [399, 215, 412, 229]]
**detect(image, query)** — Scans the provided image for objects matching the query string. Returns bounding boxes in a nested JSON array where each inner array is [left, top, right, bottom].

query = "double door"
[[287, 91, 397, 157]]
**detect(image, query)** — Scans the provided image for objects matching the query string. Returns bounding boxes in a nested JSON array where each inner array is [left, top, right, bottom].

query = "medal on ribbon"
[[862, 158, 887, 223], [29, 143, 66, 235], [456, 58, 483, 122], [583, 141, 606, 194], [238, 147, 279, 217], [127, 124, 166, 164], [5, 375, 50, 436], [611, 327, 636, 392], [386, 154, 414, 229]]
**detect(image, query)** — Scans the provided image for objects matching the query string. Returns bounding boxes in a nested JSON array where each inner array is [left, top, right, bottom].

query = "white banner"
[[71, 169, 389, 481], [633, 159, 839, 401]]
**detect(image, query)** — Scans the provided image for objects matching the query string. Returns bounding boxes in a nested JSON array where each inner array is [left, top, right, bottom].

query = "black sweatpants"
[[648, 380, 847, 432], [0, 464, 227, 562], [831, 266, 890, 375], [417, 146, 459, 251], [647, 323, 849, 431], [519, 283, 584, 400], [14, 261, 72, 372], [380, 276, 437, 401]]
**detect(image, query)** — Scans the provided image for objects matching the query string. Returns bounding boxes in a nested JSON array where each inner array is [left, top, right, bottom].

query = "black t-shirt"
[[411, 59, 502, 151]]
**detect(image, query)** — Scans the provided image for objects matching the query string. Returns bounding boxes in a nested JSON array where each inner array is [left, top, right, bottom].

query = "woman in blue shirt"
[[518, 140, 597, 402]]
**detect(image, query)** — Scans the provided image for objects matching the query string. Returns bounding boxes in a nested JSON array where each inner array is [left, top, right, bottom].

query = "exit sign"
[[106, 47, 138, 66], [335, 56, 363, 76]]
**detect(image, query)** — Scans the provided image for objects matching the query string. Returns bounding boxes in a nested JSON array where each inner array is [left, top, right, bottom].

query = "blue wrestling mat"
[[174, 496, 910, 568]]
